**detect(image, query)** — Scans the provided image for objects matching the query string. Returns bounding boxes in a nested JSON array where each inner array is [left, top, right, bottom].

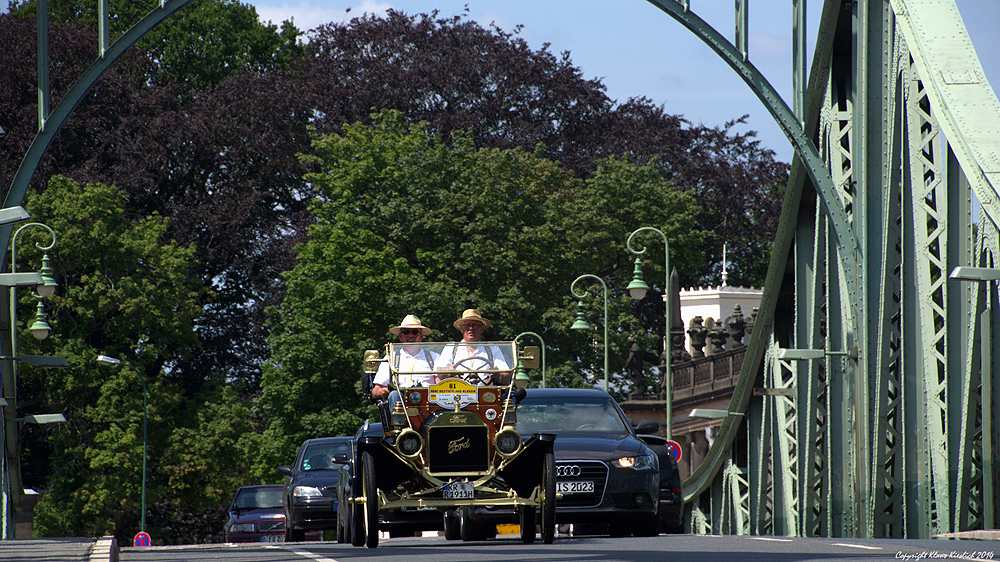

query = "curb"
[[88, 535, 119, 562], [935, 531, 1000, 541]]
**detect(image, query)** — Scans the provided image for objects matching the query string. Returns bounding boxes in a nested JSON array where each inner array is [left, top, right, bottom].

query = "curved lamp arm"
[[570, 274, 609, 391]]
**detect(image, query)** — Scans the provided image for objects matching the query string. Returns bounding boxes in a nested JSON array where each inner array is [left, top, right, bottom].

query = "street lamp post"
[[570, 274, 609, 391], [1, 220, 58, 539], [948, 266, 997, 529], [514, 332, 546, 388], [96, 354, 147, 534], [626, 227, 672, 440]]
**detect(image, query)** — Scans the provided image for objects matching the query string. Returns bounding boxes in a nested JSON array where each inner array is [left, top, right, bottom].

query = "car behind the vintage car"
[[639, 433, 684, 533], [488, 387, 663, 537], [222, 485, 286, 543], [276, 436, 353, 541]]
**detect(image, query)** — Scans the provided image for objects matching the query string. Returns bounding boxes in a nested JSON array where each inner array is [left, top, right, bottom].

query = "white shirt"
[[435, 342, 511, 372], [374, 346, 439, 388]]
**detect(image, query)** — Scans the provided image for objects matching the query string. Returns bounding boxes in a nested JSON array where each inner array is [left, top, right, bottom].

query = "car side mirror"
[[520, 346, 540, 369], [634, 419, 660, 434], [363, 350, 381, 374], [276, 465, 293, 477]]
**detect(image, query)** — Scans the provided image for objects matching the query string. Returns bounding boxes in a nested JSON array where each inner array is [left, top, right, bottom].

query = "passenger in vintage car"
[[372, 314, 439, 400]]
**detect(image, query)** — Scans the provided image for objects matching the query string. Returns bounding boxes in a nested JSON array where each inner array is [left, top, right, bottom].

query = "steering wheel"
[[452, 355, 496, 384]]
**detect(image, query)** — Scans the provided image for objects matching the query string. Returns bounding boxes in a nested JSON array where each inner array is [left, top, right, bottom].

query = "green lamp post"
[[626, 226, 672, 440], [97, 354, 147, 535], [570, 274, 609, 391]]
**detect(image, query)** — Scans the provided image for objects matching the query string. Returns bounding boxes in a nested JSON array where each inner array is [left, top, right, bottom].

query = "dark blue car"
[[276, 436, 353, 541]]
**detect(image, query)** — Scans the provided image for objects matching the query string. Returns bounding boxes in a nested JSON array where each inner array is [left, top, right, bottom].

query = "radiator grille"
[[427, 425, 489, 472]]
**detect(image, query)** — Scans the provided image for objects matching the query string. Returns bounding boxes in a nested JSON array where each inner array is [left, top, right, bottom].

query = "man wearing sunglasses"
[[372, 314, 439, 400]]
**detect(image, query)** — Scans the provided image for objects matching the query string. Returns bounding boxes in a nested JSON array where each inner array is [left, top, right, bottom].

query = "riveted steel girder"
[[652, 0, 1000, 538]]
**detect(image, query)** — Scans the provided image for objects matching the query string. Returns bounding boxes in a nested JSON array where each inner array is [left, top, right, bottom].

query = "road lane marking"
[[832, 543, 882, 550], [265, 545, 340, 562], [749, 537, 794, 542]]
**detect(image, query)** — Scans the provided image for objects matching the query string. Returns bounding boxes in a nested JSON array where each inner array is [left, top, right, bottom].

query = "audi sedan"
[[472, 388, 661, 537]]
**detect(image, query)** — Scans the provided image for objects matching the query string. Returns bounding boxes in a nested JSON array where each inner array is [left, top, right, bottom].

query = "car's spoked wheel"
[[351, 467, 365, 546], [336, 486, 347, 543], [540, 450, 556, 544], [361, 450, 379, 548], [519, 505, 536, 544]]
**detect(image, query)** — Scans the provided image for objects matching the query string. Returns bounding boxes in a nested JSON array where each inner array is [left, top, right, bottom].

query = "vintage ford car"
[[351, 340, 554, 548]]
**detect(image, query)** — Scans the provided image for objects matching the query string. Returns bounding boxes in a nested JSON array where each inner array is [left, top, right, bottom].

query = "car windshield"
[[235, 487, 282, 510], [301, 442, 351, 471], [514, 395, 630, 434], [386, 341, 516, 377]]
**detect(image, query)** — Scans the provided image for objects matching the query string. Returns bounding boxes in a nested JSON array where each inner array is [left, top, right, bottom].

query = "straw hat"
[[389, 314, 432, 336], [453, 309, 491, 330]]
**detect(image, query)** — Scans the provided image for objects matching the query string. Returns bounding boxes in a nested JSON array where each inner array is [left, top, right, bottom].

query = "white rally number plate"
[[557, 481, 594, 494], [443, 481, 474, 499]]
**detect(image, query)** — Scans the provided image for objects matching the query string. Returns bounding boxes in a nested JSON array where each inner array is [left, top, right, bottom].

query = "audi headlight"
[[395, 428, 424, 458], [611, 453, 656, 470], [230, 523, 255, 532], [292, 485, 323, 498], [494, 428, 521, 457]]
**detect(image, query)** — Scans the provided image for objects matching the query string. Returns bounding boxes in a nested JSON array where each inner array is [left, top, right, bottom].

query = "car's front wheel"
[[336, 486, 348, 543], [361, 450, 379, 548], [540, 450, 556, 544]]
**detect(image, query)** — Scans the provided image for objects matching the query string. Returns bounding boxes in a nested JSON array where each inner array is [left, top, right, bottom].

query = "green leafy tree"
[[256, 111, 707, 475], [8, 0, 301, 90], [17, 176, 252, 544]]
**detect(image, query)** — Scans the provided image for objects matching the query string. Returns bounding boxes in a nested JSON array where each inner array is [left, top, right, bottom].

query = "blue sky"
[[3, 0, 997, 163], [241, 0, 1000, 164]]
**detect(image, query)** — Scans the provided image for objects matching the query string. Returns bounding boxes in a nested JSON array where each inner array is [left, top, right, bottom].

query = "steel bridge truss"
[[652, 0, 1000, 538]]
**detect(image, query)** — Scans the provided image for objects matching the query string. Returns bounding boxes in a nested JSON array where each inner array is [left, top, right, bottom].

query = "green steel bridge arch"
[[4, 0, 1000, 541], [650, 0, 1000, 539]]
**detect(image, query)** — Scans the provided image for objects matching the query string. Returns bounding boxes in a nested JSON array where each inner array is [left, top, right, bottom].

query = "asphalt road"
[[111, 533, 1000, 562]]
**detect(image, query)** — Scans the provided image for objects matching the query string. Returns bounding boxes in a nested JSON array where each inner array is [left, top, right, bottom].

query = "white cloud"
[[253, 0, 392, 32]]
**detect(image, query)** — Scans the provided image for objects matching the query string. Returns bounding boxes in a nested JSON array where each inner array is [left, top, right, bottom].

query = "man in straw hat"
[[435, 309, 511, 384], [372, 314, 439, 400]]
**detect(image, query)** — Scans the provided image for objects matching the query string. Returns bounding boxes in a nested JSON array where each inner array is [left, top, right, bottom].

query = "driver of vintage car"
[[435, 309, 510, 384]]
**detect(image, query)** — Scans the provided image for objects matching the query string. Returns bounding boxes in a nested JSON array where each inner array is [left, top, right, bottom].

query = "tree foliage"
[[8, 0, 302, 90], [20, 176, 256, 543], [257, 111, 707, 473]]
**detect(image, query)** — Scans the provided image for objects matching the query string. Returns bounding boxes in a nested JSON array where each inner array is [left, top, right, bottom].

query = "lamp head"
[[570, 301, 591, 330], [97, 354, 121, 366], [514, 360, 530, 389], [37, 253, 57, 298], [626, 258, 650, 300], [29, 300, 51, 340]]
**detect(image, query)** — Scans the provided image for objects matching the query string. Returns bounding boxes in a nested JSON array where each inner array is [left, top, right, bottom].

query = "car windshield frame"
[[234, 487, 283, 510], [386, 341, 517, 378], [300, 442, 352, 471], [514, 394, 631, 435]]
